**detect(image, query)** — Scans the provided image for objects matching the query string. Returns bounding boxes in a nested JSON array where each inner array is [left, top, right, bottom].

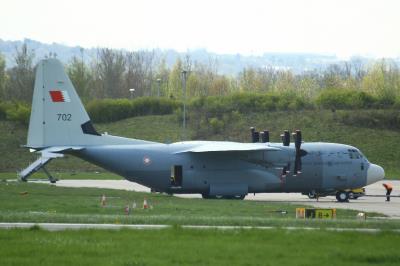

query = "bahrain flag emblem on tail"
[[49, 90, 71, 102]]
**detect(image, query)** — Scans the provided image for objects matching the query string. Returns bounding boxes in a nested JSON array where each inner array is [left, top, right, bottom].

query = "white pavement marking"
[[0, 222, 168, 231], [1, 222, 399, 233], [33, 179, 400, 217]]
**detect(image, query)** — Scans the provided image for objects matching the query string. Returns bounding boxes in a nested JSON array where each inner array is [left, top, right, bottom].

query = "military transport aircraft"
[[19, 59, 385, 202]]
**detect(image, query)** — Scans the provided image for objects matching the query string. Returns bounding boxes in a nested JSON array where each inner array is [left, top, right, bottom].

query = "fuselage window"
[[348, 149, 361, 160]]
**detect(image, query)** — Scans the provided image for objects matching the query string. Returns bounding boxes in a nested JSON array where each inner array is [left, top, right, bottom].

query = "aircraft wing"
[[175, 142, 280, 154]]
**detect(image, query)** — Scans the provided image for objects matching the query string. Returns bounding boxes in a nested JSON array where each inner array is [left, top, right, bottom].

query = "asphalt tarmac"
[[35, 179, 400, 217]]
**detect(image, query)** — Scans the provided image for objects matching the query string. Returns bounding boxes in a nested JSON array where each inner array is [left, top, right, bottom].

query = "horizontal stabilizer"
[[39, 146, 84, 155]]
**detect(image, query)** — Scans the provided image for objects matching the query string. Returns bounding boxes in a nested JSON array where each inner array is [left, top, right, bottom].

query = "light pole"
[[156, 78, 161, 97], [129, 88, 135, 99], [181, 70, 187, 140]]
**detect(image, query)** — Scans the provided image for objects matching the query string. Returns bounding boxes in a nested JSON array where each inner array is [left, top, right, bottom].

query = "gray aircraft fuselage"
[[71, 140, 380, 196]]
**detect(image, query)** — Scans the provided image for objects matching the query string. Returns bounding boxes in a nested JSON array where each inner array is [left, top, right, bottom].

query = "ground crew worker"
[[382, 183, 393, 202]]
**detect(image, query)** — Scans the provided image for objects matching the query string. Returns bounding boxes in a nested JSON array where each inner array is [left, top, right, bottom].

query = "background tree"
[[349, 57, 366, 82], [209, 75, 230, 96], [323, 64, 345, 89], [93, 48, 126, 98], [67, 55, 92, 101], [239, 67, 259, 92], [154, 57, 170, 97], [125, 51, 155, 97], [295, 74, 320, 99], [273, 70, 295, 93], [5, 43, 35, 102], [168, 58, 183, 99], [362, 60, 400, 106], [0, 52, 7, 101], [188, 62, 212, 97], [256, 67, 276, 93]]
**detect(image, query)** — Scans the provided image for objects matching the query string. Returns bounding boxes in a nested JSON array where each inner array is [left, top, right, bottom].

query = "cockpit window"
[[348, 149, 362, 159]]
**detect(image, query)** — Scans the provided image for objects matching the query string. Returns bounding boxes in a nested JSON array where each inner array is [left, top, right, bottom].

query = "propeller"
[[250, 127, 260, 143], [250, 128, 305, 176], [260, 130, 269, 143], [292, 130, 302, 175], [281, 130, 290, 146]]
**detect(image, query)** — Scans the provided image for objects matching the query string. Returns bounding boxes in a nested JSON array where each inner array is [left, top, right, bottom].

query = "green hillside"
[[1, 110, 399, 179]]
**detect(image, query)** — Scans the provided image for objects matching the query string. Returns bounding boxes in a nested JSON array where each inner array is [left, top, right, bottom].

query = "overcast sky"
[[1, 0, 399, 58]]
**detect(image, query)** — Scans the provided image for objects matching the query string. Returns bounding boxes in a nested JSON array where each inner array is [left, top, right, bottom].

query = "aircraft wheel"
[[336, 191, 349, 202], [307, 191, 316, 199], [202, 194, 218, 199], [233, 195, 245, 200]]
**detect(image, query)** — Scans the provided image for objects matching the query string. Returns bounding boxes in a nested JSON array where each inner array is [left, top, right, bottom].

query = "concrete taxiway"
[[34, 180, 400, 219], [34, 179, 400, 217]]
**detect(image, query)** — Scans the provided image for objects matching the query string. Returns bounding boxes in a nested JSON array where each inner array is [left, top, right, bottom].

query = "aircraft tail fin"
[[27, 59, 100, 148]]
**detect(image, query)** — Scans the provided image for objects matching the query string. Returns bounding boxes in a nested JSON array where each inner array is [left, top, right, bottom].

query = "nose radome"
[[366, 164, 385, 185]]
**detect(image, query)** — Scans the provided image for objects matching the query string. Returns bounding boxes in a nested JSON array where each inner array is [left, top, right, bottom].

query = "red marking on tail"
[[49, 90, 64, 102]]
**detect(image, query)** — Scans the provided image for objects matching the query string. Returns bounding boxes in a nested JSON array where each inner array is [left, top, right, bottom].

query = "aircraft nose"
[[366, 164, 385, 185]]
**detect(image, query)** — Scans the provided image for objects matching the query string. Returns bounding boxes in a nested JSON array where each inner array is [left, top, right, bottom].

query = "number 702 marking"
[[57, 114, 72, 121]]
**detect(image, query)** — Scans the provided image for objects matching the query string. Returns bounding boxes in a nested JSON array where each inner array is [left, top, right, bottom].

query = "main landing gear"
[[336, 191, 349, 202]]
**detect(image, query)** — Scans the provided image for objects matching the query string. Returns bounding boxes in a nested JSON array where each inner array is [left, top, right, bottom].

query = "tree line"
[[0, 43, 400, 106]]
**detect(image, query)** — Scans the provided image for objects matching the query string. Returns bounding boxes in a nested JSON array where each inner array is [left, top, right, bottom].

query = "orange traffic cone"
[[101, 194, 106, 207], [143, 197, 149, 209]]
